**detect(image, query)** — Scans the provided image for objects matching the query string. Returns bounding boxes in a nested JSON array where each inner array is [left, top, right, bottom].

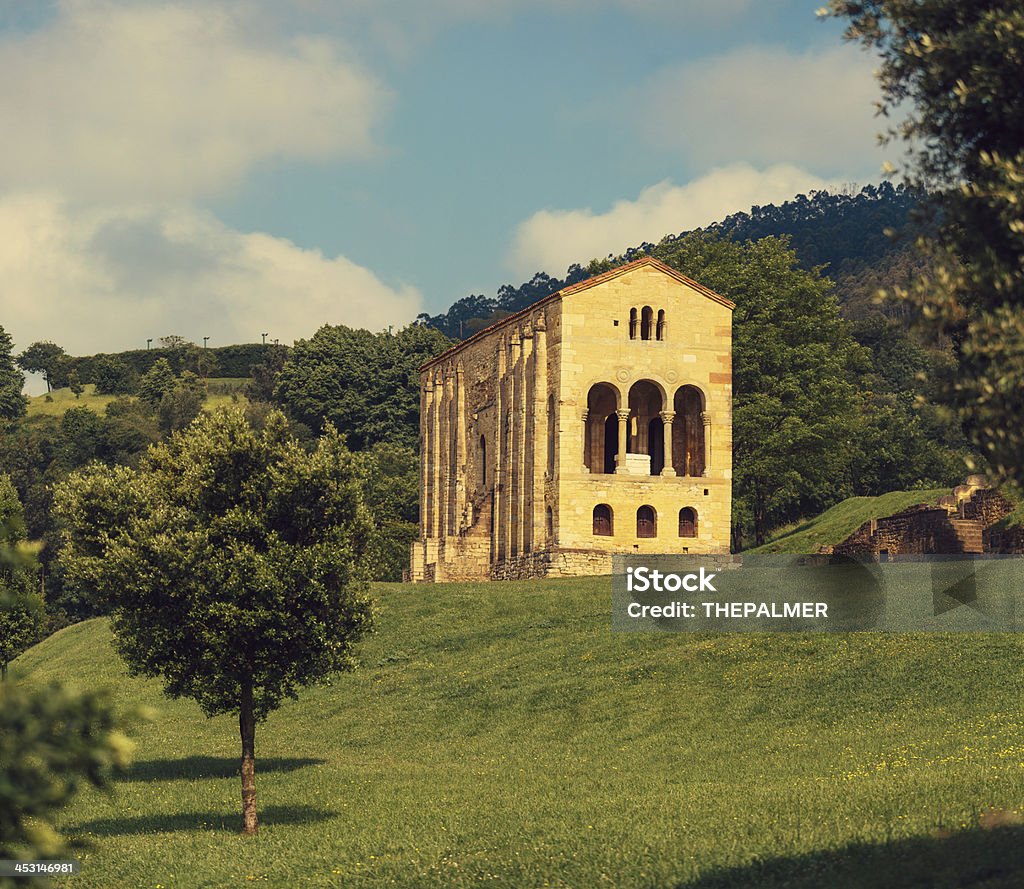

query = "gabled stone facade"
[[409, 256, 734, 582]]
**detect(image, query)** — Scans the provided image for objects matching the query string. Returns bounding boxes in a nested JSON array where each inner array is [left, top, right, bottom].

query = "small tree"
[[54, 407, 374, 835], [0, 326, 27, 423], [136, 358, 177, 405], [93, 356, 135, 395], [158, 334, 191, 351], [16, 341, 67, 393], [0, 477, 43, 681], [157, 371, 206, 434], [0, 587, 44, 682], [67, 368, 84, 399]]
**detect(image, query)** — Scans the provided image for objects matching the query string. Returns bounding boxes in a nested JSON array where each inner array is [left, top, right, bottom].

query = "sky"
[[0, 0, 890, 375]]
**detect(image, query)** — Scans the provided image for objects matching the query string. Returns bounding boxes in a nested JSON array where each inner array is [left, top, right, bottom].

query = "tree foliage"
[[136, 357, 177, 405], [0, 682, 131, 881], [826, 0, 1024, 490], [54, 407, 375, 834], [0, 477, 43, 680], [354, 442, 419, 581], [92, 356, 135, 395], [275, 324, 452, 451], [16, 342, 67, 393], [157, 371, 205, 434], [0, 519, 130, 882], [0, 326, 27, 423]]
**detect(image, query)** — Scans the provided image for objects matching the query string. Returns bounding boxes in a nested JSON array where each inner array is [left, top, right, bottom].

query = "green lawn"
[[26, 380, 249, 418], [750, 489, 951, 554], [13, 576, 1024, 888], [26, 384, 119, 417]]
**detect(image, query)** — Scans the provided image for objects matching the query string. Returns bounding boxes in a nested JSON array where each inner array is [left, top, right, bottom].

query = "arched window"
[[547, 394, 555, 476], [679, 507, 697, 538], [480, 435, 487, 487], [641, 306, 654, 340], [656, 309, 666, 341], [637, 505, 657, 538], [593, 504, 613, 536], [546, 506, 554, 539], [587, 383, 619, 475], [629, 308, 638, 340], [673, 386, 706, 477]]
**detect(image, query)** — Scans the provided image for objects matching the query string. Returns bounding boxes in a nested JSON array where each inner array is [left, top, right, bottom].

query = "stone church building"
[[409, 256, 733, 582]]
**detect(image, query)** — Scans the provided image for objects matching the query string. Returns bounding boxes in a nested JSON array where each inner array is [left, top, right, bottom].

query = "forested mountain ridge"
[[418, 181, 924, 339]]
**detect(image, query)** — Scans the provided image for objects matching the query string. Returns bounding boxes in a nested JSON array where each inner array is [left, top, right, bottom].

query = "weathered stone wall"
[[490, 548, 614, 580], [555, 261, 733, 556], [411, 257, 733, 582], [833, 484, 1016, 558], [961, 488, 1014, 526], [986, 524, 1024, 554], [835, 506, 963, 557]]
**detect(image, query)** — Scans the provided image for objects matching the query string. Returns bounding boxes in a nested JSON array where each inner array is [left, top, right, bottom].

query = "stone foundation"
[[490, 547, 614, 580]]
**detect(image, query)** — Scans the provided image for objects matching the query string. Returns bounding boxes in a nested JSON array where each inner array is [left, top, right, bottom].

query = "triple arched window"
[[628, 306, 666, 341]]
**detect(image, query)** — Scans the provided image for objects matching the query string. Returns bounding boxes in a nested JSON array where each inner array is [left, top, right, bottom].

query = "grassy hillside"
[[750, 489, 950, 554], [13, 577, 1024, 888], [26, 380, 249, 418]]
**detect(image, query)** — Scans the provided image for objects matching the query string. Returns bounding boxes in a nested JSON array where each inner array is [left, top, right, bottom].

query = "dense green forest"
[[0, 181, 973, 657], [418, 182, 925, 337]]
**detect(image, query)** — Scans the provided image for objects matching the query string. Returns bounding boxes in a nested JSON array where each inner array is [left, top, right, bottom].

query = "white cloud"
[[0, 2, 388, 200], [642, 44, 885, 176], [0, 193, 423, 356], [507, 163, 829, 277]]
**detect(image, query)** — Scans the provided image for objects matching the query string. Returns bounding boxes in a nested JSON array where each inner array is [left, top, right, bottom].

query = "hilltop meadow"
[[13, 576, 1024, 889]]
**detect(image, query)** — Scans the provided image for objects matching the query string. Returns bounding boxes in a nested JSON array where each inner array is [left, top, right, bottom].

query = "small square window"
[[613, 320, 619, 326], [703, 489, 709, 496]]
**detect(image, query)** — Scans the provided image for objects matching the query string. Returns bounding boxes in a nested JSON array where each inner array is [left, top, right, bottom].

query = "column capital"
[[581, 409, 589, 422], [659, 410, 676, 423], [701, 411, 712, 426], [616, 408, 631, 421]]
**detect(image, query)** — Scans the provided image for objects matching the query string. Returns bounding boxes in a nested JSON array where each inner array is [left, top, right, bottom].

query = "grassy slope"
[[750, 489, 951, 554], [13, 577, 1024, 889], [26, 380, 248, 418]]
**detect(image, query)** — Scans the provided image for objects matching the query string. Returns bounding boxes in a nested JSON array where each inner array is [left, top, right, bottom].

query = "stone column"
[[615, 408, 630, 473], [506, 330, 520, 559], [660, 410, 676, 477], [421, 381, 433, 536], [518, 324, 532, 554], [493, 337, 505, 563], [532, 315, 548, 547], [581, 409, 589, 473], [442, 366, 454, 535], [432, 372, 443, 538], [701, 411, 712, 477], [455, 362, 467, 529]]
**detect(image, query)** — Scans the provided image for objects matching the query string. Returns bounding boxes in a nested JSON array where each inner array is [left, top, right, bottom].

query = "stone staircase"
[[834, 475, 1007, 558], [948, 517, 984, 554]]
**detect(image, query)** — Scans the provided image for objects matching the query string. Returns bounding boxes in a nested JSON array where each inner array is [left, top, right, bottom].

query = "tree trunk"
[[754, 487, 766, 548], [239, 680, 258, 836]]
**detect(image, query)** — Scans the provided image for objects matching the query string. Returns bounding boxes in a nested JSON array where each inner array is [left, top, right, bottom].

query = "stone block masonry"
[[410, 256, 734, 582]]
